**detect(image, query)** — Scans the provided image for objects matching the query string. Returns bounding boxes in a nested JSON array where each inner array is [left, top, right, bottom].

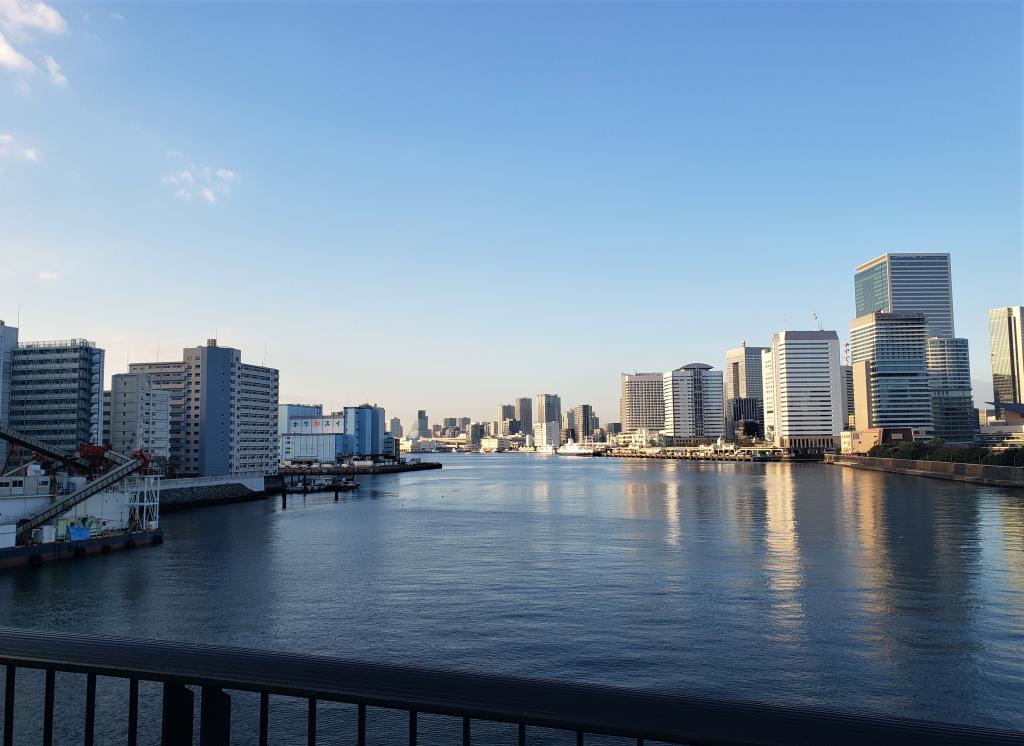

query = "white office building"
[[131, 339, 279, 477], [619, 373, 664, 433], [662, 364, 724, 441], [109, 373, 171, 459], [762, 331, 844, 450]]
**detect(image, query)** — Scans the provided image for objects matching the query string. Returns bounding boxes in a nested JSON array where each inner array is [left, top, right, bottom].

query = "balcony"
[[0, 628, 1016, 745]]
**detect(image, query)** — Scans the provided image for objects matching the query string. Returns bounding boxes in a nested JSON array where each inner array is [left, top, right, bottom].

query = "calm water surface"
[[1, 454, 1022, 742]]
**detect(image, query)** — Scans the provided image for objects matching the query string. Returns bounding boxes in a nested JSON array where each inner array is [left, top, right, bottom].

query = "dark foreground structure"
[[0, 629, 1020, 745]]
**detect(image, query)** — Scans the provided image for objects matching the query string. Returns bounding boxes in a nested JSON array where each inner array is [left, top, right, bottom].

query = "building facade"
[[9, 338, 105, 458], [662, 364, 724, 441], [762, 331, 843, 450], [282, 405, 388, 461], [109, 373, 171, 459], [388, 417, 403, 438], [989, 306, 1024, 417], [278, 404, 322, 438], [619, 373, 664, 433], [725, 343, 767, 438], [573, 404, 594, 441], [131, 339, 279, 477], [416, 410, 429, 437], [0, 321, 18, 467], [854, 253, 955, 339], [514, 397, 533, 435], [535, 394, 561, 431], [840, 365, 855, 429], [926, 337, 977, 442], [850, 313, 933, 433]]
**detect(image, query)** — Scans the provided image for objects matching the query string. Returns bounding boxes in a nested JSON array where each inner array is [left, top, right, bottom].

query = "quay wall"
[[824, 454, 1024, 488], [159, 474, 267, 512]]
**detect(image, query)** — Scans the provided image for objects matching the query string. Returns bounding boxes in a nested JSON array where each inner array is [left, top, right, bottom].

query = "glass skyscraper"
[[989, 306, 1024, 415], [854, 253, 955, 339]]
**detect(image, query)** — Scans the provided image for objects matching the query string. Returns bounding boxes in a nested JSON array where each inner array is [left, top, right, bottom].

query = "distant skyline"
[[1, 1, 1020, 429]]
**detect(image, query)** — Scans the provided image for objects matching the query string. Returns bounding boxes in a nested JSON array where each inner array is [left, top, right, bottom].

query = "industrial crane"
[[0, 424, 151, 545]]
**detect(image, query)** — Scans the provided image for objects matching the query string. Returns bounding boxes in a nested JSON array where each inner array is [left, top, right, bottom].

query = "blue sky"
[[0, 1, 1020, 428]]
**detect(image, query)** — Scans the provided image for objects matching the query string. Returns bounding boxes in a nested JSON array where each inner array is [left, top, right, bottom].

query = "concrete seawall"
[[824, 454, 1024, 488]]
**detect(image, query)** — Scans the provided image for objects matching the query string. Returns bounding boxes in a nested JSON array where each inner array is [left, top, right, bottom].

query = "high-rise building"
[[850, 313, 933, 433], [497, 404, 515, 435], [108, 373, 171, 460], [465, 422, 485, 447], [533, 421, 559, 448], [443, 417, 458, 429], [662, 364, 724, 441], [0, 321, 18, 467], [762, 331, 843, 450], [989, 306, 1024, 417], [604, 422, 622, 436], [131, 339, 279, 477], [724, 343, 767, 438], [840, 365, 855, 429], [514, 397, 532, 435], [619, 373, 664, 433], [457, 417, 471, 431], [854, 253, 955, 339], [926, 337, 977, 442], [389, 417, 403, 438], [415, 410, 429, 437], [535, 394, 561, 430], [9, 338, 105, 459], [573, 404, 594, 441]]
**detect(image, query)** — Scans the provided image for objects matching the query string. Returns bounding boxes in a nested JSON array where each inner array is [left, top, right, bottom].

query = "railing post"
[[84, 674, 97, 746], [357, 703, 366, 746], [42, 669, 55, 746], [200, 687, 231, 745], [161, 682, 194, 746], [128, 678, 139, 746], [307, 698, 316, 746], [409, 710, 417, 745], [3, 665, 14, 746]]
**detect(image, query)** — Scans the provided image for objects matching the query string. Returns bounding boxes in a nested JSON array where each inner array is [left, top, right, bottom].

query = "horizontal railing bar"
[[0, 628, 1018, 746]]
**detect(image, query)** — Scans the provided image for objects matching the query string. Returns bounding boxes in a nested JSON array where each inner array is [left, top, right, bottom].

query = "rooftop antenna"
[[15, 305, 20, 328], [811, 312, 822, 331]]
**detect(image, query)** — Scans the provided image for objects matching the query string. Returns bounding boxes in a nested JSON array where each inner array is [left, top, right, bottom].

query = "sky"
[[0, 0, 1020, 429]]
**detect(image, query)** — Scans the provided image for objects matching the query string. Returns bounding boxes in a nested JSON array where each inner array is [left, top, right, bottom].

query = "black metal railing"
[[0, 628, 1020, 745]]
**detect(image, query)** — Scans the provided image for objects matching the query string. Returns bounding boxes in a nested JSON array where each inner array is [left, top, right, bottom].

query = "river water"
[[0, 454, 1022, 742]]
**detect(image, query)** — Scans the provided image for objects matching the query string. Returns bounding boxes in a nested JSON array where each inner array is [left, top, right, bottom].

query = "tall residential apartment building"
[[989, 306, 1024, 417], [663, 364, 724, 441], [514, 397, 533, 435], [0, 321, 18, 467], [535, 394, 561, 429], [854, 253, 955, 338], [9, 338, 105, 458], [131, 339, 279, 477], [762, 331, 843, 450], [497, 403, 516, 435], [109, 373, 171, 459], [850, 313, 933, 433], [619, 373, 664, 433], [416, 410, 429, 437], [724, 343, 767, 438], [926, 338, 977, 442]]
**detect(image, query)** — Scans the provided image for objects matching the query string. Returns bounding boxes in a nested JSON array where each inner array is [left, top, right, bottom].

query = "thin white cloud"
[[0, 132, 40, 162], [109, 12, 123, 22], [42, 54, 64, 85], [0, 0, 68, 36], [162, 155, 238, 205], [38, 271, 57, 281], [0, 29, 32, 71], [0, 0, 68, 89]]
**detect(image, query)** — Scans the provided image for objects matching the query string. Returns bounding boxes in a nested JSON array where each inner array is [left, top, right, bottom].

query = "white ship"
[[536, 445, 558, 455], [556, 440, 598, 457]]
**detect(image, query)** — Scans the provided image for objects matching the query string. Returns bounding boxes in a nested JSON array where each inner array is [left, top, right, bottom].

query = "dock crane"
[[0, 424, 151, 545]]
